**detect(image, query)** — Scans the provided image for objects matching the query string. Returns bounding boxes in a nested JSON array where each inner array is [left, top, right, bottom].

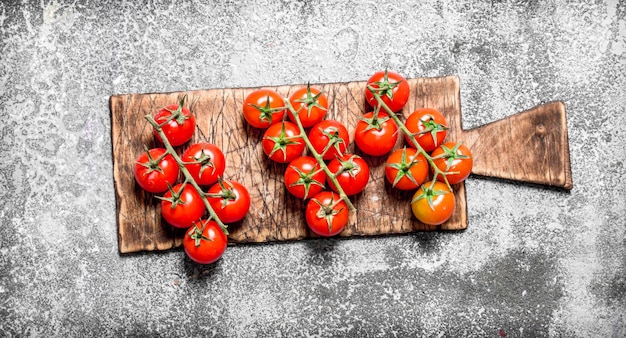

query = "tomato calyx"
[[137, 145, 168, 174], [187, 148, 217, 178], [386, 147, 422, 188], [204, 178, 236, 207], [414, 117, 448, 148], [264, 123, 303, 162], [288, 163, 326, 199], [248, 94, 286, 125], [188, 219, 213, 247], [318, 126, 346, 158], [159, 95, 191, 126], [432, 142, 470, 171], [156, 182, 188, 209], [411, 181, 452, 211], [312, 195, 345, 232], [293, 83, 328, 119], [367, 70, 402, 102], [333, 154, 362, 178], [430, 143, 470, 188], [359, 107, 392, 132]]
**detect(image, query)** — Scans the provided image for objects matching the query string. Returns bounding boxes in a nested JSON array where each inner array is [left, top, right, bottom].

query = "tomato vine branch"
[[145, 115, 229, 235], [366, 85, 453, 192], [283, 99, 356, 212]]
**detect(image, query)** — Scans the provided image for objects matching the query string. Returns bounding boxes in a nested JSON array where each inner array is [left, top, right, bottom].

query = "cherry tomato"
[[181, 142, 226, 186], [288, 85, 328, 128], [153, 96, 196, 146], [206, 180, 250, 223], [160, 183, 205, 229], [431, 142, 473, 185], [327, 154, 370, 196], [133, 147, 179, 193], [242, 89, 286, 128], [354, 111, 398, 156], [308, 120, 349, 161], [183, 219, 228, 264], [385, 147, 429, 190], [404, 108, 448, 152], [364, 70, 410, 113], [411, 181, 455, 225], [262, 121, 306, 163], [305, 191, 349, 237], [284, 156, 326, 199]]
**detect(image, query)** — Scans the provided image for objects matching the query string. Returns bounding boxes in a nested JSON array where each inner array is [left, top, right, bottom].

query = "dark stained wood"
[[110, 76, 572, 253]]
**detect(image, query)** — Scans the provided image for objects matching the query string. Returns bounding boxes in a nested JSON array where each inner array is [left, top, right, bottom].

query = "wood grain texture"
[[461, 102, 573, 189], [110, 76, 571, 253]]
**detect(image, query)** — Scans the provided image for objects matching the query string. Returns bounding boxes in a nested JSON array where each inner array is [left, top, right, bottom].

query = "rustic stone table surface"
[[1, 1, 624, 337]]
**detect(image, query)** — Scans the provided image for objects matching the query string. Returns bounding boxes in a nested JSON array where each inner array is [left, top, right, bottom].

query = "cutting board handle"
[[460, 101, 573, 190]]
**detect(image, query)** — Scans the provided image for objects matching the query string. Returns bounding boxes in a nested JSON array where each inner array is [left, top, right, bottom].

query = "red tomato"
[[327, 154, 370, 196], [183, 219, 228, 264], [284, 156, 326, 199], [242, 89, 286, 128], [411, 181, 455, 225], [160, 183, 205, 229], [354, 111, 398, 156], [364, 70, 410, 113], [404, 108, 448, 152], [262, 121, 306, 163], [385, 147, 429, 190], [153, 96, 196, 146], [181, 142, 226, 186], [308, 120, 349, 161], [431, 142, 473, 185], [305, 191, 349, 237], [133, 147, 179, 193], [288, 85, 328, 128], [206, 180, 250, 223]]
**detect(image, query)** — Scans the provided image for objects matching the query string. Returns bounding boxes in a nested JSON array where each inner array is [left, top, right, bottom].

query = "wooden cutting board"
[[110, 76, 572, 254]]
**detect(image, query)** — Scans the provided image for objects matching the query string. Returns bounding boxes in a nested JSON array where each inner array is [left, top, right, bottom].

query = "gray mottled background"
[[1, 0, 625, 337]]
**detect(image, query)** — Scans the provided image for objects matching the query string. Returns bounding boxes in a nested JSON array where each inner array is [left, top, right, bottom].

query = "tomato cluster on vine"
[[244, 70, 474, 233], [358, 70, 474, 226], [243, 85, 367, 237], [134, 96, 251, 264], [132, 70, 474, 263]]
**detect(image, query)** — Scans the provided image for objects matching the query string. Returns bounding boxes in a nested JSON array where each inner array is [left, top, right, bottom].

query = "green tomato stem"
[[145, 115, 229, 235], [366, 85, 452, 192], [283, 100, 356, 212]]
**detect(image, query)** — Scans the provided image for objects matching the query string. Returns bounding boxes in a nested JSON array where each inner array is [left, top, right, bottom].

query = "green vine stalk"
[[145, 115, 229, 235], [283, 99, 356, 212], [366, 85, 454, 192]]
